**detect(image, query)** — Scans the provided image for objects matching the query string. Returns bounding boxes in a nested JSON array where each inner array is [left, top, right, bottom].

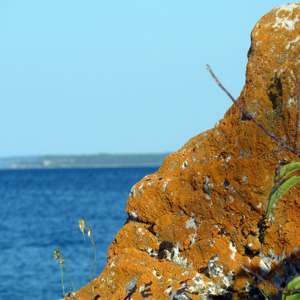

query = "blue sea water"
[[0, 167, 158, 300]]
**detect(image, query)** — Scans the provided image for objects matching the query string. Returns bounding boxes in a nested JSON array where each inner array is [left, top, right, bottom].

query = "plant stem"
[[65, 261, 77, 298], [242, 263, 300, 294], [60, 263, 65, 296]]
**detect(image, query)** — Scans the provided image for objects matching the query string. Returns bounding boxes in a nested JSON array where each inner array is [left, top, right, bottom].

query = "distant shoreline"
[[0, 153, 171, 170], [5, 163, 162, 170]]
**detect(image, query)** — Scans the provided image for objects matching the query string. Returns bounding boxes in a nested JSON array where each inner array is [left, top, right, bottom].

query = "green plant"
[[282, 276, 300, 300], [79, 218, 97, 297], [54, 218, 97, 299], [265, 161, 300, 216], [54, 248, 77, 299]]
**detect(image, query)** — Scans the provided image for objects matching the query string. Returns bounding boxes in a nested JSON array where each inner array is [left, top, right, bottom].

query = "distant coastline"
[[0, 153, 171, 169]]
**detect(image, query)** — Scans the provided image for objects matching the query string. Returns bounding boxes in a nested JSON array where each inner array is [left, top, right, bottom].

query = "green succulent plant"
[[282, 275, 300, 300], [265, 161, 300, 217]]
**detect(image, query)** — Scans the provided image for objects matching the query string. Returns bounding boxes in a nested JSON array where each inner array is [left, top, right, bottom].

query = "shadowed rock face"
[[77, 3, 300, 299]]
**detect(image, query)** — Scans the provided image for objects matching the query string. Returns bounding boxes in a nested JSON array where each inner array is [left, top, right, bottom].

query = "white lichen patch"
[[170, 243, 190, 268], [273, 3, 300, 31], [192, 156, 198, 162], [125, 276, 137, 292], [240, 174, 248, 184], [130, 185, 136, 197], [259, 254, 272, 275], [277, 17, 298, 29], [186, 217, 198, 246], [147, 247, 157, 258], [286, 35, 300, 49], [229, 241, 237, 261], [208, 255, 235, 288], [187, 273, 206, 294], [208, 255, 222, 277], [213, 224, 220, 230], [137, 228, 144, 235], [152, 267, 162, 279], [204, 176, 212, 199], [162, 178, 171, 191], [287, 97, 296, 107], [277, 67, 286, 77], [223, 271, 235, 288], [139, 182, 144, 190], [170, 272, 227, 299], [245, 281, 251, 293], [109, 259, 116, 268], [165, 285, 172, 295], [255, 40, 262, 47], [143, 174, 151, 180], [277, 3, 299, 14], [182, 160, 188, 169], [269, 249, 286, 265], [130, 211, 138, 220]]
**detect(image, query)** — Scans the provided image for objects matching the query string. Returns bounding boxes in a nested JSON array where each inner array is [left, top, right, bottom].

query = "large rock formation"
[[77, 3, 300, 299]]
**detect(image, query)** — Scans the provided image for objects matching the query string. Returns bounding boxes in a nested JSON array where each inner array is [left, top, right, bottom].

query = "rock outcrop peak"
[[77, 3, 300, 299]]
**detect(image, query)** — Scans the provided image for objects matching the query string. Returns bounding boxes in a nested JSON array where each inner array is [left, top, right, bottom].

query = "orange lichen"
[[77, 4, 300, 299]]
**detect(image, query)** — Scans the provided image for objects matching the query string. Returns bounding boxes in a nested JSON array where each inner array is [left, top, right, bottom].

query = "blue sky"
[[0, 1, 290, 157]]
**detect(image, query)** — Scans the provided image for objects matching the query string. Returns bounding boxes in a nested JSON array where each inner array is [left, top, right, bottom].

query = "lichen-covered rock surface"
[[77, 3, 300, 299]]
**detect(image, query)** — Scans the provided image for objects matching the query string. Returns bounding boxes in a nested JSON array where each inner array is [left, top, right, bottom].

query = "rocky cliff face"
[[77, 3, 300, 299]]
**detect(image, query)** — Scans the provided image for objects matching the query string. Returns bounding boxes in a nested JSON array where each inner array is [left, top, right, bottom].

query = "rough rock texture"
[[77, 3, 300, 300]]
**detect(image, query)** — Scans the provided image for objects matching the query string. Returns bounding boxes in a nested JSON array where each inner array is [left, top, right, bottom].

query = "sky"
[[0, 0, 291, 157]]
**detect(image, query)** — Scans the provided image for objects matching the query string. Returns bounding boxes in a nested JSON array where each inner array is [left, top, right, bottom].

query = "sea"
[[0, 167, 159, 300]]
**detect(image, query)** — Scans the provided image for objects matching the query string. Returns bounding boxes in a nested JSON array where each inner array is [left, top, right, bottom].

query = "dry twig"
[[206, 65, 300, 158]]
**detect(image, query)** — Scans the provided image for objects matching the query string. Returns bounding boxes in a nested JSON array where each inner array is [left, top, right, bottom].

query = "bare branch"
[[241, 263, 300, 294], [206, 65, 300, 158]]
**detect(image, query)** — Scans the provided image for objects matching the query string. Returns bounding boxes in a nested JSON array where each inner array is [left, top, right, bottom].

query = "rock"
[[77, 3, 300, 299]]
